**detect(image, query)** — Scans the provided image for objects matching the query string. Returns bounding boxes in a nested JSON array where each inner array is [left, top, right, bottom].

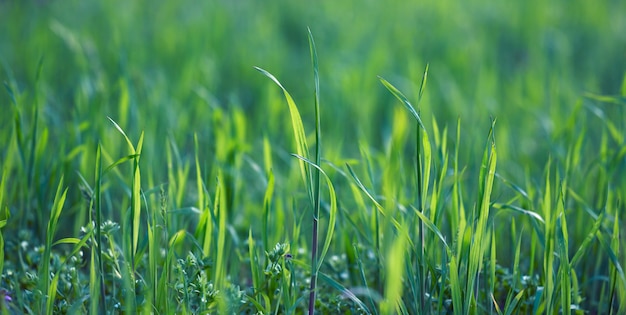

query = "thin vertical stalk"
[[94, 144, 106, 314], [307, 27, 322, 315], [416, 123, 426, 313]]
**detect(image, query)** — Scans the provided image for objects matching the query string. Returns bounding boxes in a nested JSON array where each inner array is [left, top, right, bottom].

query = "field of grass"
[[1, 0, 626, 314]]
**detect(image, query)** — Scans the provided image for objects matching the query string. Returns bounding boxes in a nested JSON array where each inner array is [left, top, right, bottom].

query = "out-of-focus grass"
[[1, 0, 625, 313]]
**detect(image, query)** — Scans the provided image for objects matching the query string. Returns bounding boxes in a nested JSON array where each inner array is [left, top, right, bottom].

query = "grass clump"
[[1, 0, 626, 314]]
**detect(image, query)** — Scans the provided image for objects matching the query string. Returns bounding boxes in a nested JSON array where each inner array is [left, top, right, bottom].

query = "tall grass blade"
[[504, 290, 525, 315], [409, 205, 449, 250], [40, 177, 68, 313], [291, 154, 337, 272], [449, 254, 463, 315], [503, 231, 524, 314], [608, 200, 621, 314], [45, 273, 59, 315], [249, 229, 262, 293], [214, 171, 228, 289], [345, 163, 406, 236], [380, 225, 408, 315], [254, 66, 311, 196], [308, 27, 323, 315], [93, 144, 106, 314], [464, 120, 497, 313], [378, 77, 424, 129], [108, 117, 143, 258], [541, 160, 556, 314], [263, 170, 275, 251], [0, 169, 8, 279], [131, 132, 144, 256], [556, 190, 571, 315]]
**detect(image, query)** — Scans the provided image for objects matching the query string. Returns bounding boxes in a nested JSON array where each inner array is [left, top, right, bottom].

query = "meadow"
[[1, 0, 626, 314]]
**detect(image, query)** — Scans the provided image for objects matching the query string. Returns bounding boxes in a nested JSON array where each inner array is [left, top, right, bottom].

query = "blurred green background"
[[1, 0, 625, 234], [1, 1, 626, 312]]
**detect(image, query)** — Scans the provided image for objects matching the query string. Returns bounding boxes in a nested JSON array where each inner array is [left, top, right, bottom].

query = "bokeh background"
[[1, 0, 626, 312], [2, 0, 626, 243]]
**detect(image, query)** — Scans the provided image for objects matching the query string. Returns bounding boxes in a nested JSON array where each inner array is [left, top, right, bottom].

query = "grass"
[[1, 0, 626, 314]]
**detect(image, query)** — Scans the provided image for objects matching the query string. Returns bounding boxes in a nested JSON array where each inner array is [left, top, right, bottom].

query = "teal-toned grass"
[[0, 169, 7, 288], [106, 118, 145, 312], [255, 29, 332, 314], [380, 224, 409, 315], [308, 27, 324, 315], [92, 145, 106, 314], [214, 170, 229, 312], [1, 5, 626, 313], [503, 230, 525, 314], [379, 64, 430, 313], [40, 177, 68, 315]]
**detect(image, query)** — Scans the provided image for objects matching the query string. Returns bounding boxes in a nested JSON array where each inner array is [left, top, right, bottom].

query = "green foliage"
[[1, 0, 626, 313]]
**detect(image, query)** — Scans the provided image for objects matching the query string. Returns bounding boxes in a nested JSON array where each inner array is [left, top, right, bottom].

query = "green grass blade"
[[409, 205, 449, 250], [89, 247, 99, 314], [131, 132, 144, 256], [417, 64, 429, 104], [308, 28, 323, 315], [345, 163, 406, 236], [449, 254, 463, 315], [93, 144, 106, 314], [504, 290, 525, 315], [464, 122, 497, 313], [0, 169, 8, 279], [45, 271, 59, 315], [490, 292, 503, 315], [254, 66, 312, 198], [291, 258, 372, 314], [570, 211, 604, 268], [40, 176, 68, 313], [318, 272, 372, 315], [249, 229, 262, 293], [263, 170, 275, 251], [378, 77, 425, 129], [214, 172, 226, 288], [490, 226, 497, 311], [108, 118, 143, 258], [380, 224, 408, 315], [557, 196, 571, 315], [108, 116, 136, 152], [291, 154, 337, 272], [492, 203, 545, 224], [504, 231, 524, 314], [0, 231, 3, 290], [597, 230, 626, 293]]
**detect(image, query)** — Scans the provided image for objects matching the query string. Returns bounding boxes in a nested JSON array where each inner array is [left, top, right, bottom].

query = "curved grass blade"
[[307, 28, 324, 315], [409, 205, 449, 250], [345, 163, 406, 235], [504, 290, 525, 315], [570, 211, 604, 267], [378, 77, 424, 129], [493, 203, 545, 224], [380, 224, 409, 315], [291, 154, 336, 272], [41, 176, 68, 313], [291, 259, 372, 314], [597, 231, 626, 290], [254, 66, 312, 198], [465, 122, 497, 313]]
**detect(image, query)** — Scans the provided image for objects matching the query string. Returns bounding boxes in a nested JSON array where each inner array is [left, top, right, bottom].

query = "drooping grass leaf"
[[254, 66, 312, 198], [291, 154, 337, 272], [378, 77, 425, 130]]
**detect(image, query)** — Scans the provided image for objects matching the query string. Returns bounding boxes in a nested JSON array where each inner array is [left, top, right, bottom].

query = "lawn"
[[1, 0, 625, 314]]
